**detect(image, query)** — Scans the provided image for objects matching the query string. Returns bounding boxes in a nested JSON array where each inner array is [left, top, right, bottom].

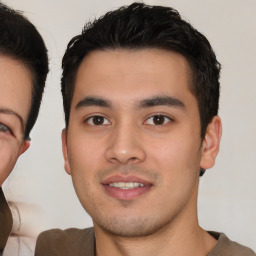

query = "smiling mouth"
[[109, 182, 145, 189], [102, 176, 152, 200]]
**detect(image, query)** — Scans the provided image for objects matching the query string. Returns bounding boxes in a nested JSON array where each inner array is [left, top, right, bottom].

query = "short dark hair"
[[0, 3, 49, 139], [62, 2, 221, 139]]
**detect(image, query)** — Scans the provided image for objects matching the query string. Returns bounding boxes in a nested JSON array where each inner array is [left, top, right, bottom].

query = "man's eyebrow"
[[138, 96, 185, 109], [0, 108, 25, 130], [75, 97, 112, 109]]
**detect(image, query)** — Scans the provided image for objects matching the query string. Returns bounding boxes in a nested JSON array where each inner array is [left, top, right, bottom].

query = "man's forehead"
[[71, 48, 194, 111], [74, 49, 191, 86]]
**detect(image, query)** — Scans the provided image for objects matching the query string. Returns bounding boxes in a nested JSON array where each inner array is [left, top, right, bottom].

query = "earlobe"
[[200, 116, 222, 170], [20, 140, 30, 155], [62, 129, 72, 175]]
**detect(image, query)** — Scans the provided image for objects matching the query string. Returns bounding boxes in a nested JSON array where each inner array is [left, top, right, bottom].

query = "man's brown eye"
[[145, 115, 171, 126], [86, 115, 110, 126], [153, 115, 166, 125], [92, 116, 105, 125]]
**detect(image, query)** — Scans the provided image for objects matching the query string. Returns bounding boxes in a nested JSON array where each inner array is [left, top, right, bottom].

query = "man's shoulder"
[[37, 226, 94, 242], [209, 232, 256, 256], [35, 227, 94, 256], [228, 239, 256, 256]]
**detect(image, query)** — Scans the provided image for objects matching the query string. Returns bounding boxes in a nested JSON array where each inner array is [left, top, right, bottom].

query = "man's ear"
[[62, 129, 72, 175], [200, 116, 222, 170], [19, 140, 30, 155]]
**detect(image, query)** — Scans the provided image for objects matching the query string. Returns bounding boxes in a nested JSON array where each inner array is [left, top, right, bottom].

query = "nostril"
[[127, 157, 139, 163]]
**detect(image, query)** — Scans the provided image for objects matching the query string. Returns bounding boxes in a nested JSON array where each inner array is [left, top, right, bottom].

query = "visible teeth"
[[109, 182, 144, 189]]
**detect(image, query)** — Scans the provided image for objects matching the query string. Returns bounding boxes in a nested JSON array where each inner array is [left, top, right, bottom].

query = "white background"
[[3, 0, 256, 251]]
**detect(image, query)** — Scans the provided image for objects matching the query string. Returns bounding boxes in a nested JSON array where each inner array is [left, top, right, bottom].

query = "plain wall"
[[3, 0, 256, 250]]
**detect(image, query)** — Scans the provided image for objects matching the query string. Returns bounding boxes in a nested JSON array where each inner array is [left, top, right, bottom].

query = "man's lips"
[[101, 175, 153, 200], [102, 175, 152, 185]]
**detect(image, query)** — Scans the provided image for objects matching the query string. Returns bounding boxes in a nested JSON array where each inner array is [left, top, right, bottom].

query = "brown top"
[[35, 228, 95, 256], [0, 187, 12, 256], [208, 231, 255, 256], [35, 227, 255, 256]]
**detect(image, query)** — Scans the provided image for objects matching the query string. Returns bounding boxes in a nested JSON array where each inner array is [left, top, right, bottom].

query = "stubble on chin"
[[94, 213, 164, 238]]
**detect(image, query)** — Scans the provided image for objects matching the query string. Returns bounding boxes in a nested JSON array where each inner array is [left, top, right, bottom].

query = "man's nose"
[[105, 122, 146, 165]]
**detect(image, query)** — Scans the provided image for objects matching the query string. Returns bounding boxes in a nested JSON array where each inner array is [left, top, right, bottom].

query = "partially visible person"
[[0, 3, 48, 256]]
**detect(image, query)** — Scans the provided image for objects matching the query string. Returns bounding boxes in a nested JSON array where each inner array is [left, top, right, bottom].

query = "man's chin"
[[94, 216, 163, 238]]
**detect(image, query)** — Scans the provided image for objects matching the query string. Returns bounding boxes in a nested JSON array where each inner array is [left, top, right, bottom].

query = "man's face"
[[63, 49, 220, 237], [0, 55, 31, 185]]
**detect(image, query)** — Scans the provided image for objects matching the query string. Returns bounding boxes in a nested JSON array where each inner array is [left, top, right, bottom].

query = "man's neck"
[[94, 221, 217, 256]]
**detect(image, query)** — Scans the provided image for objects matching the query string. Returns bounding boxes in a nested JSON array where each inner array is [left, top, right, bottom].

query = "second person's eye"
[[0, 122, 12, 134]]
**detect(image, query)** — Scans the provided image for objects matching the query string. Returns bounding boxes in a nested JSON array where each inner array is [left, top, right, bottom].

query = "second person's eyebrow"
[[0, 107, 25, 131]]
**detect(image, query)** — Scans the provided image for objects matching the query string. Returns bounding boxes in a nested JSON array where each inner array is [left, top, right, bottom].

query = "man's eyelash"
[[84, 115, 111, 125], [145, 114, 174, 125]]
